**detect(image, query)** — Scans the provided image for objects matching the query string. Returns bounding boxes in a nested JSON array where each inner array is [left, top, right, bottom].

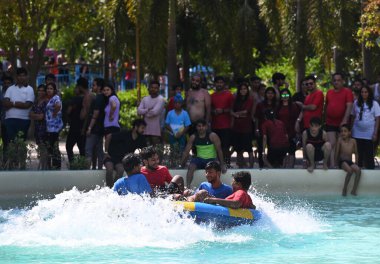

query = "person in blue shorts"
[[113, 153, 152, 196], [187, 161, 232, 202], [180, 119, 226, 187]]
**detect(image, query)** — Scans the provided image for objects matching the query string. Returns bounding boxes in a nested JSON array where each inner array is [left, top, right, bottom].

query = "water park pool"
[[1, 188, 379, 264]]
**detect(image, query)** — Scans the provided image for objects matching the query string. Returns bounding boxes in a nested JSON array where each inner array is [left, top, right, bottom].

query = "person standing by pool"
[[113, 153, 152, 196], [204, 171, 256, 209], [30, 84, 48, 169], [137, 80, 166, 145], [325, 73, 354, 168], [103, 82, 120, 157], [45, 82, 63, 169], [350, 86, 380, 169], [335, 125, 361, 196], [187, 161, 232, 202]]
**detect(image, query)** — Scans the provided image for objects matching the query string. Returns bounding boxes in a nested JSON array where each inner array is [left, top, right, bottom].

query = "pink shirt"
[[137, 95, 165, 136]]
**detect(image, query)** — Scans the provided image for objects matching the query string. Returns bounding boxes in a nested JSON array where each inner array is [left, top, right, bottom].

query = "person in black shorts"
[[302, 117, 331, 173]]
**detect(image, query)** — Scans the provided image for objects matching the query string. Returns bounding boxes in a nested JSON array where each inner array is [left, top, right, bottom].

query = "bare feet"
[[351, 190, 357, 196], [342, 188, 347, 196]]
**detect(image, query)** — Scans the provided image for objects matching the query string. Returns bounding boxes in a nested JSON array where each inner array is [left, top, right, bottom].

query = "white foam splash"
[[0, 188, 249, 247], [0, 188, 328, 248], [250, 190, 329, 234]]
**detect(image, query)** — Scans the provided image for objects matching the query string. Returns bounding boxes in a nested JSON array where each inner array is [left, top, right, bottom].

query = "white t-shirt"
[[4, 84, 35, 120], [351, 100, 380, 140]]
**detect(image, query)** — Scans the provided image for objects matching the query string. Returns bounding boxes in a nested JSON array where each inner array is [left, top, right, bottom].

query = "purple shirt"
[[104, 95, 120, 128]]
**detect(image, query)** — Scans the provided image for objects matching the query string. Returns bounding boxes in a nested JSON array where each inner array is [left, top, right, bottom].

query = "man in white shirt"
[[2, 67, 35, 143]]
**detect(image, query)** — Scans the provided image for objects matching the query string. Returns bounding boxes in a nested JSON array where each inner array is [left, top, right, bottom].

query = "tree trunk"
[[334, 47, 344, 74], [295, 0, 306, 92], [167, 0, 178, 94], [362, 44, 373, 82]]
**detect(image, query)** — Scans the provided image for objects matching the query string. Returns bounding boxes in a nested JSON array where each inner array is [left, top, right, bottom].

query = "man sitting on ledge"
[[180, 119, 226, 188]]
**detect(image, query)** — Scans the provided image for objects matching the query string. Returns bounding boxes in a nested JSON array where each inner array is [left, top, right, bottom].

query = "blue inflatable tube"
[[175, 201, 261, 227]]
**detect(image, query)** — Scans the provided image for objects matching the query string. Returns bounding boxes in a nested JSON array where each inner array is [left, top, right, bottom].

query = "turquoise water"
[[0, 188, 379, 264]]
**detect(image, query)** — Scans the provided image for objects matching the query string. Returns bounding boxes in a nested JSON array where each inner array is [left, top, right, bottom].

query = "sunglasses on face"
[[281, 94, 290, 98], [304, 82, 314, 86]]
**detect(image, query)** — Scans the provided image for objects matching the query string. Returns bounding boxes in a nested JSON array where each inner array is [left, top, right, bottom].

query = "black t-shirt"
[[108, 130, 147, 162], [68, 95, 83, 131], [292, 91, 306, 104], [88, 93, 105, 135]]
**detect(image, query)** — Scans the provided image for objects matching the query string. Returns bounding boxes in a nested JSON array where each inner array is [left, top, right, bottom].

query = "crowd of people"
[[1, 67, 379, 196]]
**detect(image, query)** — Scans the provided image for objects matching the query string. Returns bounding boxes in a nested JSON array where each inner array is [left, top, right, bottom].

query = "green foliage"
[[0, 133, 35, 170], [358, 0, 380, 47], [69, 155, 88, 170], [255, 57, 331, 94], [118, 87, 149, 129]]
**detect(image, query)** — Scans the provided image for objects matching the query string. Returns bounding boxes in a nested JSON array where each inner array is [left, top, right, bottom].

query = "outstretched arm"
[[210, 132, 226, 172]]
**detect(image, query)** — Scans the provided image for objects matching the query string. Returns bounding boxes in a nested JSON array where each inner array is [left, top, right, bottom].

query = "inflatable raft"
[[175, 201, 261, 227]]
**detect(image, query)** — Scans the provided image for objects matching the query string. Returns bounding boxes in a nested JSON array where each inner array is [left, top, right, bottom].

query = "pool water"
[[0, 188, 379, 264]]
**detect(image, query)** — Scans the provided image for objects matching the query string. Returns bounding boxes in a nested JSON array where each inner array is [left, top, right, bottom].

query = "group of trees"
[[0, 0, 380, 90]]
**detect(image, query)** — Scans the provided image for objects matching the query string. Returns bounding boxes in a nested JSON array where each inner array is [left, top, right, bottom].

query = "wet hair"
[[214, 76, 225, 83], [150, 80, 160, 87], [232, 171, 251, 191], [16, 67, 28, 75], [205, 161, 221, 172], [122, 153, 141, 173], [272, 72, 285, 83], [195, 119, 207, 126], [132, 118, 147, 128], [45, 73, 56, 82], [357, 86, 374, 120], [309, 117, 321, 126], [140, 146, 158, 161], [93, 77, 105, 89], [76, 77, 89, 90]]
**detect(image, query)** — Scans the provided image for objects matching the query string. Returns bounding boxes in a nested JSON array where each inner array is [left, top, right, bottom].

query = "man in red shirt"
[[296, 75, 324, 131], [325, 73, 354, 167], [210, 76, 234, 166], [140, 146, 184, 194], [204, 171, 255, 209]]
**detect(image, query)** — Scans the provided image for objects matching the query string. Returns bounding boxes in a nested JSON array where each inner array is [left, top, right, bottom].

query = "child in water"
[[335, 124, 361, 196], [204, 171, 256, 209]]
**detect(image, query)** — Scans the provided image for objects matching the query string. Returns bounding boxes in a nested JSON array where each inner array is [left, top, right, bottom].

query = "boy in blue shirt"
[[113, 153, 152, 195], [165, 93, 191, 151]]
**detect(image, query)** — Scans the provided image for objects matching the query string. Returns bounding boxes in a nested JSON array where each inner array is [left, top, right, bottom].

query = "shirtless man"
[[186, 74, 211, 131], [335, 124, 361, 196]]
